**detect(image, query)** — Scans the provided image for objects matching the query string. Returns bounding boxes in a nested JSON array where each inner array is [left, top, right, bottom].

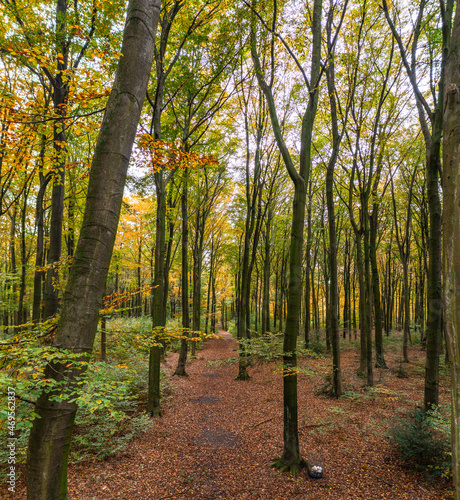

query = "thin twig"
[[245, 417, 274, 429]]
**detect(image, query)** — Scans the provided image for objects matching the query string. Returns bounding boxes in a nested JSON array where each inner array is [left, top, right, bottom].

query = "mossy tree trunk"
[[26, 2, 160, 497]]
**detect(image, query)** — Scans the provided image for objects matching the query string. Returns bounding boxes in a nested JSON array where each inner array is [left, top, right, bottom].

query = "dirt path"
[[70, 331, 287, 500], [10, 331, 453, 499]]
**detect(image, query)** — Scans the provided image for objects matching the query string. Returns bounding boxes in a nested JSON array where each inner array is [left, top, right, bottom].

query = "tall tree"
[[442, 1, 460, 495], [323, 0, 349, 396], [382, 0, 453, 411], [250, 0, 323, 473], [26, 1, 160, 497]]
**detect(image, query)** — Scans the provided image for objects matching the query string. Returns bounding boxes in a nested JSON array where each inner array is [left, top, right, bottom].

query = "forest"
[[0, 0, 459, 499]]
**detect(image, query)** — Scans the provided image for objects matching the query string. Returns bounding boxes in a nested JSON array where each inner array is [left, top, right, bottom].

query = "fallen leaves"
[[5, 330, 453, 499]]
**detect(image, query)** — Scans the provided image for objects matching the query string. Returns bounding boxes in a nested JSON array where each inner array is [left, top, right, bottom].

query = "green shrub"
[[390, 408, 451, 478], [308, 336, 325, 355], [0, 317, 166, 474], [71, 410, 151, 463], [227, 321, 237, 336]]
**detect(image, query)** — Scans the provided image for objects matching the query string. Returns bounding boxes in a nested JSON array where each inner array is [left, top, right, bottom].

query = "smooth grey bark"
[[442, 2, 460, 496], [26, 2, 160, 498]]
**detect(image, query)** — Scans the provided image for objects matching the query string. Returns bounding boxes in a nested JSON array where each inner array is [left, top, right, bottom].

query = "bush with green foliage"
[[237, 333, 324, 363], [70, 361, 153, 462], [390, 407, 451, 478], [0, 316, 174, 476]]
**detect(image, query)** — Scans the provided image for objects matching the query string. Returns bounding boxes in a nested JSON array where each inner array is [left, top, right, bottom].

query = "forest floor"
[[11, 330, 453, 500]]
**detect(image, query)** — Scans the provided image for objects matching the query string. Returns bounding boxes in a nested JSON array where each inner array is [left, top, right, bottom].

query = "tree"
[[25, 1, 161, 496], [249, 0, 323, 473], [391, 164, 418, 363], [442, 1, 460, 496], [382, 0, 452, 411]]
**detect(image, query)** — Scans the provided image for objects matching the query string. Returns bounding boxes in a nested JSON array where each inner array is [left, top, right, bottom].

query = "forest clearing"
[[3, 327, 455, 499], [1, 0, 460, 499]]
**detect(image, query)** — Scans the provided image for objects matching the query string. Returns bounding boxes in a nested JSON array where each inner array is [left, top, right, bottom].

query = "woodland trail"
[[13, 330, 452, 499]]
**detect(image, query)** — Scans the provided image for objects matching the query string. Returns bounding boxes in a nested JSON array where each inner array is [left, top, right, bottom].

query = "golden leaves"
[[137, 134, 219, 172]]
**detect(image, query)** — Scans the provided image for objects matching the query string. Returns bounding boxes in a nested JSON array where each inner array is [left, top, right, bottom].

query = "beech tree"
[[25, 0, 161, 497], [382, 0, 453, 411], [442, 0, 460, 495], [249, 0, 324, 473]]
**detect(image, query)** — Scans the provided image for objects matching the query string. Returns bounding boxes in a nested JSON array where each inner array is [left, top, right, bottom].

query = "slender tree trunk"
[[325, 129, 342, 396], [148, 171, 166, 417], [192, 210, 204, 357], [26, 3, 160, 496], [262, 209, 272, 334], [280, 181, 307, 471], [100, 315, 107, 362], [363, 216, 374, 386], [402, 261, 411, 363], [8, 205, 17, 328], [175, 170, 189, 376], [370, 207, 387, 368], [18, 189, 30, 325], [205, 237, 214, 335], [43, 0, 70, 320], [32, 142, 51, 323]]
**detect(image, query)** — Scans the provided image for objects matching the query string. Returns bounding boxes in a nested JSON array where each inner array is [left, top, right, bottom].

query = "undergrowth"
[[389, 406, 451, 479], [0, 316, 173, 478]]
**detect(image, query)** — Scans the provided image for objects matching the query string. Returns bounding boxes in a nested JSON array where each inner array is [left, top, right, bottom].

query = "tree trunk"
[[192, 208, 204, 357], [262, 209, 272, 334], [442, 5, 460, 494], [100, 315, 107, 362], [18, 187, 30, 325], [148, 171, 166, 417], [32, 141, 51, 324], [370, 207, 387, 368], [325, 123, 342, 396], [26, 2, 160, 497], [304, 196, 312, 346], [402, 260, 410, 363], [43, 0, 70, 320], [280, 182, 307, 471], [175, 171, 189, 376]]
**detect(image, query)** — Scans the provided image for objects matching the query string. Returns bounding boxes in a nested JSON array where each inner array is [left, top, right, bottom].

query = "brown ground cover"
[[8, 330, 453, 499]]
